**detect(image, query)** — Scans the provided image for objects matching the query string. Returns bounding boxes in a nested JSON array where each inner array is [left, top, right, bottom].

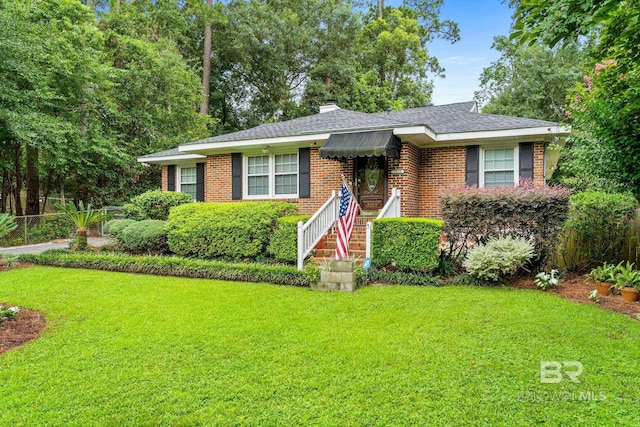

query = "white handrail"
[[376, 188, 401, 219], [366, 188, 401, 262], [297, 190, 338, 270]]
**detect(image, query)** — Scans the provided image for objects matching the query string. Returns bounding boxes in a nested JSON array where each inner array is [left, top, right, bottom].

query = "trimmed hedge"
[[124, 190, 194, 220], [16, 253, 315, 287], [267, 215, 310, 263], [439, 184, 571, 266], [167, 202, 297, 261], [119, 220, 168, 254], [372, 218, 443, 272], [104, 219, 137, 239], [561, 191, 638, 270]]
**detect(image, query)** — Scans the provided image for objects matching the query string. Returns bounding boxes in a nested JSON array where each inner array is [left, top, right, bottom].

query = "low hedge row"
[[371, 218, 443, 272], [17, 252, 315, 287], [167, 202, 297, 260], [365, 268, 442, 286], [267, 215, 310, 263]]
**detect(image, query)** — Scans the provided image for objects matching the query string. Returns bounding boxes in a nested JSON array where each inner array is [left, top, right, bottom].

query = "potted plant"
[[587, 262, 617, 296], [614, 261, 640, 302]]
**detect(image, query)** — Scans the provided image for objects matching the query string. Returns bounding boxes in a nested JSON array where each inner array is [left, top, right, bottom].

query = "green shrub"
[[16, 253, 314, 287], [167, 202, 297, 261], [267, 215, 310, 263], [462, 237, 535, 282], [365, 268, 442, 286], [104, 219, 137, 239], [371, 218, 443, 272], [560, 191, 638, 270], [448, 273, 498, 287], [440, 183, 571, 266], [119, 220, 168, 254], [125, 190, 194, 220]]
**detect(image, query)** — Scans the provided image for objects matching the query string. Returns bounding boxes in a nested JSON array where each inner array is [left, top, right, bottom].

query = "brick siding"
[[159, 141, 547, 218]]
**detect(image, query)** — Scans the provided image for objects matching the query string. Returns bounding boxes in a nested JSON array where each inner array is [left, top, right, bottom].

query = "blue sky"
[[391, 0, 514, 105]]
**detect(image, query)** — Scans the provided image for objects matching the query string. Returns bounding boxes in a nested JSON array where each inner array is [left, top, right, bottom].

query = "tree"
[[200, 0, 213, 116], [349, 7, 440, 112], [57, 202, 110, 250], [510, 0, 640, 194], [475, 36, 585, 122]]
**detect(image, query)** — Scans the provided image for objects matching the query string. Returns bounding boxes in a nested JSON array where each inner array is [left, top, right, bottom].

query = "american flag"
[[336, 181, 359, 260]]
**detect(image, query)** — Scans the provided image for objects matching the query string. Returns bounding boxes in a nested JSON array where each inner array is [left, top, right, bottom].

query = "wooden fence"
[[558, 208, 640, 269]]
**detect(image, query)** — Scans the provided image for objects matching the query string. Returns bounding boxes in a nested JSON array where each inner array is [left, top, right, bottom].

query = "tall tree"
[[200, 0, 213, 115], [510, 0, 640, 194], [475, 36, 585, 122], [349, 7, 440, 112]]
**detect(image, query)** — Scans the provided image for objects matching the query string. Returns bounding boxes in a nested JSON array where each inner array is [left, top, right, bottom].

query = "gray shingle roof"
[[374, 102, 558, 134], [138, 148, 182, 159], [142, 102, 564, 160], [182, 109, 409, 145]]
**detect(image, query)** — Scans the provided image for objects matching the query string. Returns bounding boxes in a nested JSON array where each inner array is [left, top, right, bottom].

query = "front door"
[[356, 156, 386, 212]]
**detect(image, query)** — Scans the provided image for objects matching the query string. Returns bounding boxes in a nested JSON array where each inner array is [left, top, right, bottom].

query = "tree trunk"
[[13, 144, 23, 217], [1, 169, 8, 213], [200, 0, 213, 115], [378, 0, 383, 18], [76, 228, 88, 251], [25, 144, 40, 216]]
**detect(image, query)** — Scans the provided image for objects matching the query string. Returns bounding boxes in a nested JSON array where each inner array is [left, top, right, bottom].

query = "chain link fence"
[[0, 207, 124, 248]]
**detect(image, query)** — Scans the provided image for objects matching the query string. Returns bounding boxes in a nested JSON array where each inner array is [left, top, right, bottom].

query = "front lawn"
[[1, 267, 639, 425]]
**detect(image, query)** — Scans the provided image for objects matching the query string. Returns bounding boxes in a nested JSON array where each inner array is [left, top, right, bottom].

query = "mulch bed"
[[0, 305, 46, 354], [1, 262, 46, 353], [507, 272, 640, 320]]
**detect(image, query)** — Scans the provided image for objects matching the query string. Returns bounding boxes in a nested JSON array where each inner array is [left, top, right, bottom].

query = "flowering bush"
[[439, 182, 571, 266], [0, 305, 20, 324]]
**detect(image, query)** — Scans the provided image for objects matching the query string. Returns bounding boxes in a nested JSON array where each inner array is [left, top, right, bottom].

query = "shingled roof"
[[181, 108, 408, 146], [374, 102, 558, 134], [139, 101, 566, 162], [181, 101, 558, 147]]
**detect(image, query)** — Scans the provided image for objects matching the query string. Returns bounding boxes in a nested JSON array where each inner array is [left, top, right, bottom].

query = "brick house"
[[138, 101, 569, 218]]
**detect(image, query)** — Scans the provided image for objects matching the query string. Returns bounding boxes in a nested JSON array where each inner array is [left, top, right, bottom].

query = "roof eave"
[[137, 153, 207, 164]]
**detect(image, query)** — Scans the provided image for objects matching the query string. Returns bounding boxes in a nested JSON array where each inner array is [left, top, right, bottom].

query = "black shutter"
[[196, 162, 205, 202], [465, 145, 479, 187], [519, 142, 534, 182], [167, 165, 175, 191], [298, 147, 311, 198], [232, 153, 242, 200]]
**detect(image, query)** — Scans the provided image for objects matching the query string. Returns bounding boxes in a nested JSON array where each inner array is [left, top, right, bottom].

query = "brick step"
[[313, 249, 366, 261], [320, 241, 367, 250]]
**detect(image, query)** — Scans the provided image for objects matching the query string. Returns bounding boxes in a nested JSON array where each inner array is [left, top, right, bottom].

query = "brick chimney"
[[319, 99, 340, 113]]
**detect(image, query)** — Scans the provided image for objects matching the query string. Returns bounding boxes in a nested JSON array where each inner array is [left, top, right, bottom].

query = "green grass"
[[1, 267, 639, 425]]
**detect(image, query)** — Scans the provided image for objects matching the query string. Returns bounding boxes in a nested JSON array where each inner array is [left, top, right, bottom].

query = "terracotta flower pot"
[[596, 281, 612, 296], [621, 287, 639, 302]]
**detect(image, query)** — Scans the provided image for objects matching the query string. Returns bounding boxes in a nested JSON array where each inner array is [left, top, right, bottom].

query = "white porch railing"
[[297, 190, 338, 270], [365, 188, 401, 260]]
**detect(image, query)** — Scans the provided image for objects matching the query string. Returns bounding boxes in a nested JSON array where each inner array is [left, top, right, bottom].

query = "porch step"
[[310, 218, 370, 262]]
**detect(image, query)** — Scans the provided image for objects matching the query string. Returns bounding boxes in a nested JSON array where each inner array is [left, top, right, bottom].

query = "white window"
[[178, 166, 197, 199], [244, 153, 298, 198], [481, 147, 518, 188]]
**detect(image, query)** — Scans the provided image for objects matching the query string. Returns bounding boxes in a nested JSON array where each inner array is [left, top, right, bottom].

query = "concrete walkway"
[[0, 237, 111, 255]]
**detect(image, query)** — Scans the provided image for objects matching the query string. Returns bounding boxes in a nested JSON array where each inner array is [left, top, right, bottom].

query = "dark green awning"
[[319, 130, 401, 159]]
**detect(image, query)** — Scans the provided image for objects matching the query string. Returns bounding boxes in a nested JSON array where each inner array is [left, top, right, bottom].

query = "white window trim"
[[479, 145, 520, 188], [177, 164, 197, 200], [243, 152, 299, 199]]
